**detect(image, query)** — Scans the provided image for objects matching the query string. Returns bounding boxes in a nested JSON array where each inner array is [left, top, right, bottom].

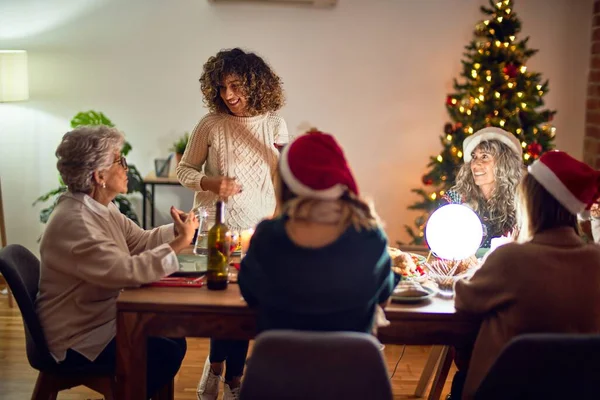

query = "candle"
[[240, 228, 254, 258]]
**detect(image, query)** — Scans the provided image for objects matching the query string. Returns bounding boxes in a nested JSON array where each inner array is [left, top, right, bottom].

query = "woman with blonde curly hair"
[[441, 127, 524, 249], [177, 48, 289, 400], [442, 127, 523, 400]]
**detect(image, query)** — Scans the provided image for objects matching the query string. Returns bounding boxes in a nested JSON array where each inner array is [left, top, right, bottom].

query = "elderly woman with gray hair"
[[36, 125, 197, 398]]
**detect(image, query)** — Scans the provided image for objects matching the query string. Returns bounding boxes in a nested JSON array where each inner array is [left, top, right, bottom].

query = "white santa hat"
[[279, 131, 359, 200], [462, 127, 522, 163], [528, 150, 600, 217]]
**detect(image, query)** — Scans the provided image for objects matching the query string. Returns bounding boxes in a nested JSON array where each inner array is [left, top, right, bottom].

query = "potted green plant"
[[170, 132, 189, 165], [33, 110, 148, 226]]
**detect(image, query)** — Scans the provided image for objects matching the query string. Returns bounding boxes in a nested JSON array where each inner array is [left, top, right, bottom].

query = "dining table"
[[115, 279, 480, 400]]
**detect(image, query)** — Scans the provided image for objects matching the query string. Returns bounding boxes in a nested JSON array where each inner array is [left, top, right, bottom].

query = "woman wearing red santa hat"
[[441, 127, 524, 250], [452, 151, 600, 400], [238, 131, 397, 333]]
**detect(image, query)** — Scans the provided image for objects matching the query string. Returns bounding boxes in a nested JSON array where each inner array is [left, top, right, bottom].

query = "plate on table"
[[171, 254, 207, 277], [391, 285, 435, 303]]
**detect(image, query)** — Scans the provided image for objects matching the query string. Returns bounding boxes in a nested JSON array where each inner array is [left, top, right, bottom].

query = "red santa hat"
[[279, 131, 359, 200], [528, 150, 600, 217], [463, 127, 522, 163]]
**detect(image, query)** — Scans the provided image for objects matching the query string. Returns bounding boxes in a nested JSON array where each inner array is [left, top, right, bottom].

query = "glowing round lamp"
[[425, 204, 483, 260]]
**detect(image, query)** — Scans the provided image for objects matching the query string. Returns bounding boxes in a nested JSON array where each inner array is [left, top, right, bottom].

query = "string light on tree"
[[404, 0, 556, 245]]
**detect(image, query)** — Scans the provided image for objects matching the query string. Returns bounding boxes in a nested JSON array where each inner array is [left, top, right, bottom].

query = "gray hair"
[[56, 125, 125, 193]]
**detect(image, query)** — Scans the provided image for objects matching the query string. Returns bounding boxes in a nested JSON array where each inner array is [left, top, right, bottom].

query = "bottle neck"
[[215, 201, 225, 224]]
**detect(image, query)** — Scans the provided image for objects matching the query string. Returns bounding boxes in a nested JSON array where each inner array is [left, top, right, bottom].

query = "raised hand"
[[201, 176, 242, 198], [170, 207, 198, 252]]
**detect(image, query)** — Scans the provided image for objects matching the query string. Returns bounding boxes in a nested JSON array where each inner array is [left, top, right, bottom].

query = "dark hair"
[[199, 48, 284, 116], [516, 173, 579, 240]]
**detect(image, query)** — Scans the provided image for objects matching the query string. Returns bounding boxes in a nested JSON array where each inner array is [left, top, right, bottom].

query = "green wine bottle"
[[206, 200, 230, 290]]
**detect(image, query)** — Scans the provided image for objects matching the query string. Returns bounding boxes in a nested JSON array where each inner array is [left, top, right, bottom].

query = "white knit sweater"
[[176, 112, 289, 231]]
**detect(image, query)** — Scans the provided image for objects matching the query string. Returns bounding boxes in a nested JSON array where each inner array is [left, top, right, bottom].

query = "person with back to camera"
[[176, 47, 288, 400], [441, 127, 524, 251], [36, 125, 197, 399], [453, 150, 600, 400], [238, 131, 397, 335]]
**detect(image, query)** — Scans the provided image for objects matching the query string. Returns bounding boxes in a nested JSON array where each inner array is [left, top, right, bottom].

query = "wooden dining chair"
[[0, 244, 175, 400], [0, 176, 14, 308], [0, 244, 117, 399]]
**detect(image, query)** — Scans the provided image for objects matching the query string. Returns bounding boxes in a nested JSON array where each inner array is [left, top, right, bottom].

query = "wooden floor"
[[0, 288, 454, 399]]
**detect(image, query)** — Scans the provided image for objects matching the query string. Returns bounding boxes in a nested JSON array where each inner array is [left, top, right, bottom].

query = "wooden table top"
[[117, 284, 469, 321], [143, 171, 181, 185]]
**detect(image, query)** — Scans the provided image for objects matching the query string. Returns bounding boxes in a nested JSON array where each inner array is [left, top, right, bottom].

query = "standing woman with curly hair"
[[176, 48, 288, 400], [441, 127, 524, 250]]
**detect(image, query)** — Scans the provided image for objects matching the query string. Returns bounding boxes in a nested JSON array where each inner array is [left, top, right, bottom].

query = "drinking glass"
[[193, 207, 212, 255]]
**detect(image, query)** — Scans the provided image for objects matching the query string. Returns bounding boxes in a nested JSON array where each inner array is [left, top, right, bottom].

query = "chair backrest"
[[0, 244, 56, 370], [240, 330, 393, 400], [474, 333, 600, 400]]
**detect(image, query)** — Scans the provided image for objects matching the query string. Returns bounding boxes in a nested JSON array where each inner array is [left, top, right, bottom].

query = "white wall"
[[0, 0, 593, 253]]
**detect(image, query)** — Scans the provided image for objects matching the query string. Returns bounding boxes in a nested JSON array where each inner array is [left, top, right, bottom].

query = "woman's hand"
[[169, 207, 199, 253], [171, 207, 190, 237], [201, 176, 242, 198], [591, 202, 600, 219]]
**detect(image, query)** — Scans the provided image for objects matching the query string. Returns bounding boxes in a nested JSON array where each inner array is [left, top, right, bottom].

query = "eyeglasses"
[[113, 156, 128, 170]]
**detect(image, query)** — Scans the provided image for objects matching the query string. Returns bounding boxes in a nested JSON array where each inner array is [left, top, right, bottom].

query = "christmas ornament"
[[444, 123, 454, 135], [446, 96, 455, 106], [503, 63, 519, 78], [526, 142, 542, 158], [422, 175, 433, 186]]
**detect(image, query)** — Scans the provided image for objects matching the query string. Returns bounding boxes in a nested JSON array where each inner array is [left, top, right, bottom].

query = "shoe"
[[197, 357, 222, 400], [224, 383, 240, 400]]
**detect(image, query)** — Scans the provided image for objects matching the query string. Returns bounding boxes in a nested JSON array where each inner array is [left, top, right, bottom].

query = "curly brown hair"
[[199, 48, 284, 116]]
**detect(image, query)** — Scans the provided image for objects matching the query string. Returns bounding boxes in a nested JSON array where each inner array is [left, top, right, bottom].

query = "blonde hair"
[[277, 178, 380, 231], [452, 140, 524, 236], [515, 173, 579, 242]]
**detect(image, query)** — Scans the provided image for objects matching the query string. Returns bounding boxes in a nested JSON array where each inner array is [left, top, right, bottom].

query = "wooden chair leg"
[[31, 372, 58, 400], [151, 379, 174, 400], [83, 375, 116, 400], [415, 345, 445, 397], [7, 286, 14, 308], [428, 346, 454, 400]]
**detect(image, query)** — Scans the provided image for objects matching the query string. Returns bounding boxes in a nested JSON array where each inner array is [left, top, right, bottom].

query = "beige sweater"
[[455, 227, 600, 400], [36, 192, 178, 362], [176, 112, 288, 231]]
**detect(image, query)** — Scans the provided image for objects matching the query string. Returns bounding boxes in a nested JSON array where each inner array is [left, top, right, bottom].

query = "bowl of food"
[[426, 257, 479, 297], [388, 247, 428, 282]]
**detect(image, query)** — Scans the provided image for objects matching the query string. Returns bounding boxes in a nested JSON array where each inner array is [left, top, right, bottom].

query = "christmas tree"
[[404, 0, 557, 245]]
